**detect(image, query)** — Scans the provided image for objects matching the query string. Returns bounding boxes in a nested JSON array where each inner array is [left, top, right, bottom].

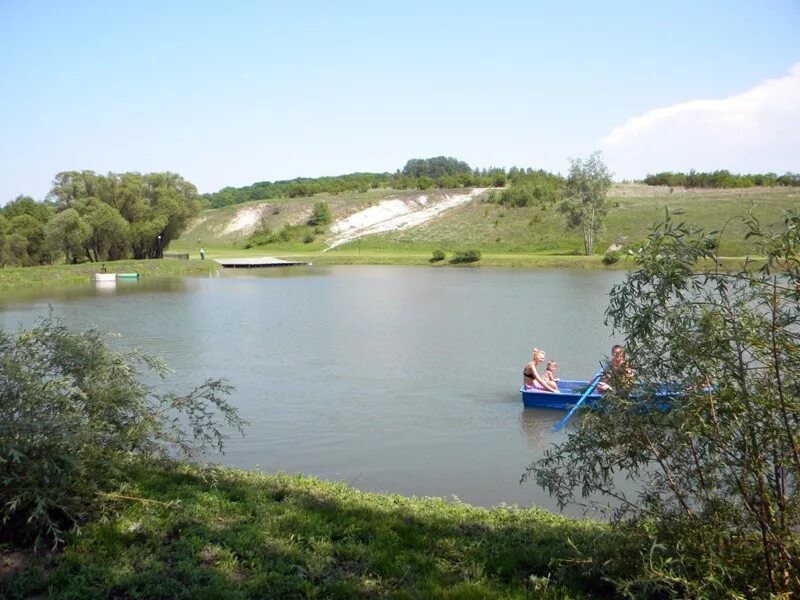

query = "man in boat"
[[596, 344, 633, 392]]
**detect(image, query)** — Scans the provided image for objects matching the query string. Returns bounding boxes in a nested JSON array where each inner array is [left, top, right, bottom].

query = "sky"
[[0, 0, 798, 203]]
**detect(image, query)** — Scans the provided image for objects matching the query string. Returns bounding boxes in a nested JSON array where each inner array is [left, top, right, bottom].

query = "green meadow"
[[172, 184, 798, 261], [3, 462, 632, 599]]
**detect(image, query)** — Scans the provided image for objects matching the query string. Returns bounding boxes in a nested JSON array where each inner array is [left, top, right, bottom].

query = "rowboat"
[[95, 272, 116, 282], [520, 379, 601, 410], [117, 272, 140, 279]]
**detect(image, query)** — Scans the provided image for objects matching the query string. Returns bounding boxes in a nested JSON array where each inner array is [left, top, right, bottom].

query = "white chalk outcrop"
[[325, 188, 488, 250]]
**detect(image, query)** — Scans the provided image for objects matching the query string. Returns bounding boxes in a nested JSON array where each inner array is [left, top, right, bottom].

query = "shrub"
[[430, 248, 446, 262], [601, 249, 621, 265], [278, 225, 292, 242], [308, 202, 332, 226], [530, 210, 800, 596], [303, 234, 315, 244], [450, 249, 481, 264], [0, 316, 244, 548]]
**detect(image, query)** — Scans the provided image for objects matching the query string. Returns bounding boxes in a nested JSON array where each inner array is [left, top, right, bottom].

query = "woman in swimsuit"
[[523, 348, 559, 393]]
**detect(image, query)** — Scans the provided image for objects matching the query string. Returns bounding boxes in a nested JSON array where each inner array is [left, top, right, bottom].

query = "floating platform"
[[215, 257, 312, 269]]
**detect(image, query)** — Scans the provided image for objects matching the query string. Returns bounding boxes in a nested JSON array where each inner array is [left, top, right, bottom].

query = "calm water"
[[0, 266, 623, 514]]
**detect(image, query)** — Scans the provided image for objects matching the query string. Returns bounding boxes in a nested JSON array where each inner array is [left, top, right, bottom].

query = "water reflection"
[[0, 276, 188, 309], [519, 409, 562, 450]]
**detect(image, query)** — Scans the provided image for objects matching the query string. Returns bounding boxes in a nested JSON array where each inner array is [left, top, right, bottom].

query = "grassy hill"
[[171, 184, 799, 260]]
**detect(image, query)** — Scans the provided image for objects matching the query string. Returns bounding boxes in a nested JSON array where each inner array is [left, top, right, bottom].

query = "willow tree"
[[558, 152, 612, 256], [528, 210, 800, 597]]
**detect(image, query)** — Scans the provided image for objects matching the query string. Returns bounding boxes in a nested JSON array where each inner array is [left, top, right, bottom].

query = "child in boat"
[[523, 349, 559, 393], [543, 360, 560, 391]]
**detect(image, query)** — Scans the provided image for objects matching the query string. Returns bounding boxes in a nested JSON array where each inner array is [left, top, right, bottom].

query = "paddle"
[[552, 365, 604, 432]]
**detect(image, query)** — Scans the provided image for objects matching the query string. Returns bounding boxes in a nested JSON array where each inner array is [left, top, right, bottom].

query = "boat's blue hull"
[[520, 379, 600, 410]]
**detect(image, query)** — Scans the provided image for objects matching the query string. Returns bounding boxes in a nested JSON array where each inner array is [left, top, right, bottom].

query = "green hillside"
[[171, 184, 798, 259]]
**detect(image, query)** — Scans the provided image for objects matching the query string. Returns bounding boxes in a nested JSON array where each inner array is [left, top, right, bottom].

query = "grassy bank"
[[2, 462, 633, 599], [0, 259, 218, 290], [0, 253, 761, 292], [171, 184, 798, 259]]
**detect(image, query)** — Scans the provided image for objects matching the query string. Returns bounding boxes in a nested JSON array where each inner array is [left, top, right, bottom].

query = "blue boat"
[[520, 379, 601, 410]]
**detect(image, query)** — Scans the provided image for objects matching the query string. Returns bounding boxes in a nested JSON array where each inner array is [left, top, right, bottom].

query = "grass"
[[0, 259, 217, 290], [2, 461, 634, 599], [366, 185, 798, 256], [170, 185, 798, 263]]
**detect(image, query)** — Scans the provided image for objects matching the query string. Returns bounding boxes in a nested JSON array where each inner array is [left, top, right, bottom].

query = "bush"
[[278, 225, 292, 242], [303, 234, 315, 244], [308, 202, 332, 226], [601, 249, 621, 265], [0, 317, 244, 548], [530, 210, 800, 596], [450, 249, 481, 264], [430, 248, 446, 262]]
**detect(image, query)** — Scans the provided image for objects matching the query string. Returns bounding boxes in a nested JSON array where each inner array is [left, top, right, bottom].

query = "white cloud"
[[600, 64, 800, 179]]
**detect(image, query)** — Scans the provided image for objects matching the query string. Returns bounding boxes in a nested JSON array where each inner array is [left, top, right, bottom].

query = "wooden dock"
[[215, 257, 312, 269]]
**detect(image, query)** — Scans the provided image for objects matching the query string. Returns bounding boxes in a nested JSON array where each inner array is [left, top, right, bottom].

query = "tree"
[[48, 171, 200, 260], [48, 171, 100, 209], [76, 198, 130, 261], [308, 201, 332, 227], [1, 195, 53, 223], [45, 208, 91, 264], [8, 214, 51, 265], [402, 156, 472, 179], [0, 215, 8, 266], [558, 152, 612, 255], [528, 210, 800, 597], [0, 316, 245, 547]]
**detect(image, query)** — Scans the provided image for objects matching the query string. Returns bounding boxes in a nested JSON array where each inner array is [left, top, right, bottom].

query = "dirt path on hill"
[[325, 188, 489, 250]]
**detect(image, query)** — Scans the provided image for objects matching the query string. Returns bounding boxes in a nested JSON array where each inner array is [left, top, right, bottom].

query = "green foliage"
[[44, 208, 91, 264], [0, 316, 244, 547], [75, 198, 130, 261], [490, 173, 564, 207], [7, 214, 52, 265], [559, 152, 613, 256], [528, 209, 800, 596], [48, 170, 201, 260], [430, 248, 446, 262], [601, 249, 621, 265], [1, 195, 53, 223], [416, 176, 434, 190], [450, 249, 481, 263], [644, 169, 800, 188], [4, 462, 642, 599], [402, 156, 472, 178], [247, 221, 317, 246], [308, 201, 332, 226]]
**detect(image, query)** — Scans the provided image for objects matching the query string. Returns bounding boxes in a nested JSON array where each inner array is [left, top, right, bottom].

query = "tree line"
[[0, 171, 200, 266], [643, 169, 800, 188], [204, 157, 559, 208]]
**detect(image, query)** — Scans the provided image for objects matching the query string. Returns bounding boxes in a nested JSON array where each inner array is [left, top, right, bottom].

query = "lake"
[[0, 265, 624, 514]]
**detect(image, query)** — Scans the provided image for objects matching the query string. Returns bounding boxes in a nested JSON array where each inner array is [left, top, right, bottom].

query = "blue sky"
[[1, 0, 798, 203]]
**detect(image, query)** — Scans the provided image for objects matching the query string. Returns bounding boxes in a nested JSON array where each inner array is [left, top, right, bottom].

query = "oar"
[[552, 365, 604, 432]]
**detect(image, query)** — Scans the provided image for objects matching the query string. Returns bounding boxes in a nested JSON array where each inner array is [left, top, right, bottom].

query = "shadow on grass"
[[3, 462, 634, 599]]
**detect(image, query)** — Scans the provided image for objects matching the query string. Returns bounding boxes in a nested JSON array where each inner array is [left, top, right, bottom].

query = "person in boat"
[[523, 348, 559, 393], [100, 264, 107, 273], [596, 344, 633, 392], [543, 360, 560, 389]]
